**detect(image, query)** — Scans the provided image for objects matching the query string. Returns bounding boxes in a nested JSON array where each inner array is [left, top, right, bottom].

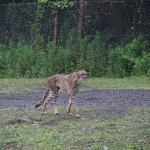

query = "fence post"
[[53, 0, 59, 45], [78, 0, 84, 38]]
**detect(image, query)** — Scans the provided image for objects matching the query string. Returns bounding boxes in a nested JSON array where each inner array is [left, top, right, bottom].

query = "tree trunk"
[[78, 0, 84, 38], [53, 0, 59, 44]]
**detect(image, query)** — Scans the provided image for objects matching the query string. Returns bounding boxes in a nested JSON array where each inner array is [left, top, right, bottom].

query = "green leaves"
[[0, 35, 150, 78], [108, 36, 150, 77], [52, 0, 74, 9], [50, 0, 74, 14], [38, 0, 48, 3]]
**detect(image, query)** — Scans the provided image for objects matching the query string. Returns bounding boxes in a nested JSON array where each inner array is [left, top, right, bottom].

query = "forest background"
[[0, 0, 150, 78]]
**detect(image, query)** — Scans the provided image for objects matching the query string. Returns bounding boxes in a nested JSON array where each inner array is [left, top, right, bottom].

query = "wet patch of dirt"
[[0, 90, 150, 110], [3, 141, 18, 150]]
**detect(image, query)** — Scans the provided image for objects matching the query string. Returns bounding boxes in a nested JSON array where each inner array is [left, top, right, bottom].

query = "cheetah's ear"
[[76, 71, 80, 78], [75, 70, 78, 76], [74, 70, 78, 76]]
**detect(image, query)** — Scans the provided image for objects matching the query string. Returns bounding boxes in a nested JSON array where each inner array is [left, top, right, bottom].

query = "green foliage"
[[133, 52, 150, 76], [0, 44, 7, 78], [64, 31, 109, 77], [0, 35, 150, 78], [4, 42, 36, 78], [108, 46, 129, 77], [88, 32, 108, 77], [108, 36, 150, 77], [51, 0, 74, 10]]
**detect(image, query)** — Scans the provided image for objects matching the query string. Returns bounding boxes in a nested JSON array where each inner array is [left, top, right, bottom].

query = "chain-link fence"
[[0, 0, 150, 46]]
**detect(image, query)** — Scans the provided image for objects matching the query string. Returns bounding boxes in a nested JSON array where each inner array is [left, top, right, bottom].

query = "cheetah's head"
[[76, 69, 88, 83]]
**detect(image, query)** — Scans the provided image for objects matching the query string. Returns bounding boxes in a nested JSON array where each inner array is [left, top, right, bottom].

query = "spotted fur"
[[35, 70, 87, 117]]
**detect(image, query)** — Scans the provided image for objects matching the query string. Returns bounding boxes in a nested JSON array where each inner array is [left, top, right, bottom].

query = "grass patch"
[[84, 76, 150, 90], [0, 106, 150, 150], [0, 78, 46, 93], [0, 76, 150, 93], [0, 77, 150, 149]]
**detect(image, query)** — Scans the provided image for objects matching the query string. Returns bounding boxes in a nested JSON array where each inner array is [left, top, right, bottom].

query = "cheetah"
[[35, 69, 87, 117]]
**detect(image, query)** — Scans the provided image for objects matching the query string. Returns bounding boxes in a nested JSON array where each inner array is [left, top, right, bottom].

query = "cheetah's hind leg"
[[35, 87, 49, 108], [42, 92, 53, 114]]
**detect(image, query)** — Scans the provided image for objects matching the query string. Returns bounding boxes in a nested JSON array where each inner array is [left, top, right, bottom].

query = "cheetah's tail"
[[35, 87, 49, 108]]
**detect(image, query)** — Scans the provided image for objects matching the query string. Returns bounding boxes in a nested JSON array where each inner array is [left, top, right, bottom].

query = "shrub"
[[0, 44, 7, 77], [107, 36, 150, 77], [0, 35, 150, 78], [133, 52, 150, 76], [107, 46, 129, 77], [4, 42, 36, 78]]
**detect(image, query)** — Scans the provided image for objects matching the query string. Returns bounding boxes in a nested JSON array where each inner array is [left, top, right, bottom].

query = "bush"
[[108, 36, 150, 77], [0, 35, 150, 78], [86, 32, 108, 77], [4, 42, 36, 78], [133, 52, 150, 76], [0, 44, 7, 77], [107, 46, 129, 77]]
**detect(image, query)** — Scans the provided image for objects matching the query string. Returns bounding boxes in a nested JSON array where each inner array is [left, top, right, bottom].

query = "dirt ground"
[[0, 89, 150, 111]]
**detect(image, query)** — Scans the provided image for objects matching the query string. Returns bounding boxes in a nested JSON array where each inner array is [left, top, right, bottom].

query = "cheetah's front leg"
[[67, 95, 80, 117], [72, 99, 80, 117], [54, 101, 59, 114], [53, 92, 59, 115], [67, 99, 72, 115]]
